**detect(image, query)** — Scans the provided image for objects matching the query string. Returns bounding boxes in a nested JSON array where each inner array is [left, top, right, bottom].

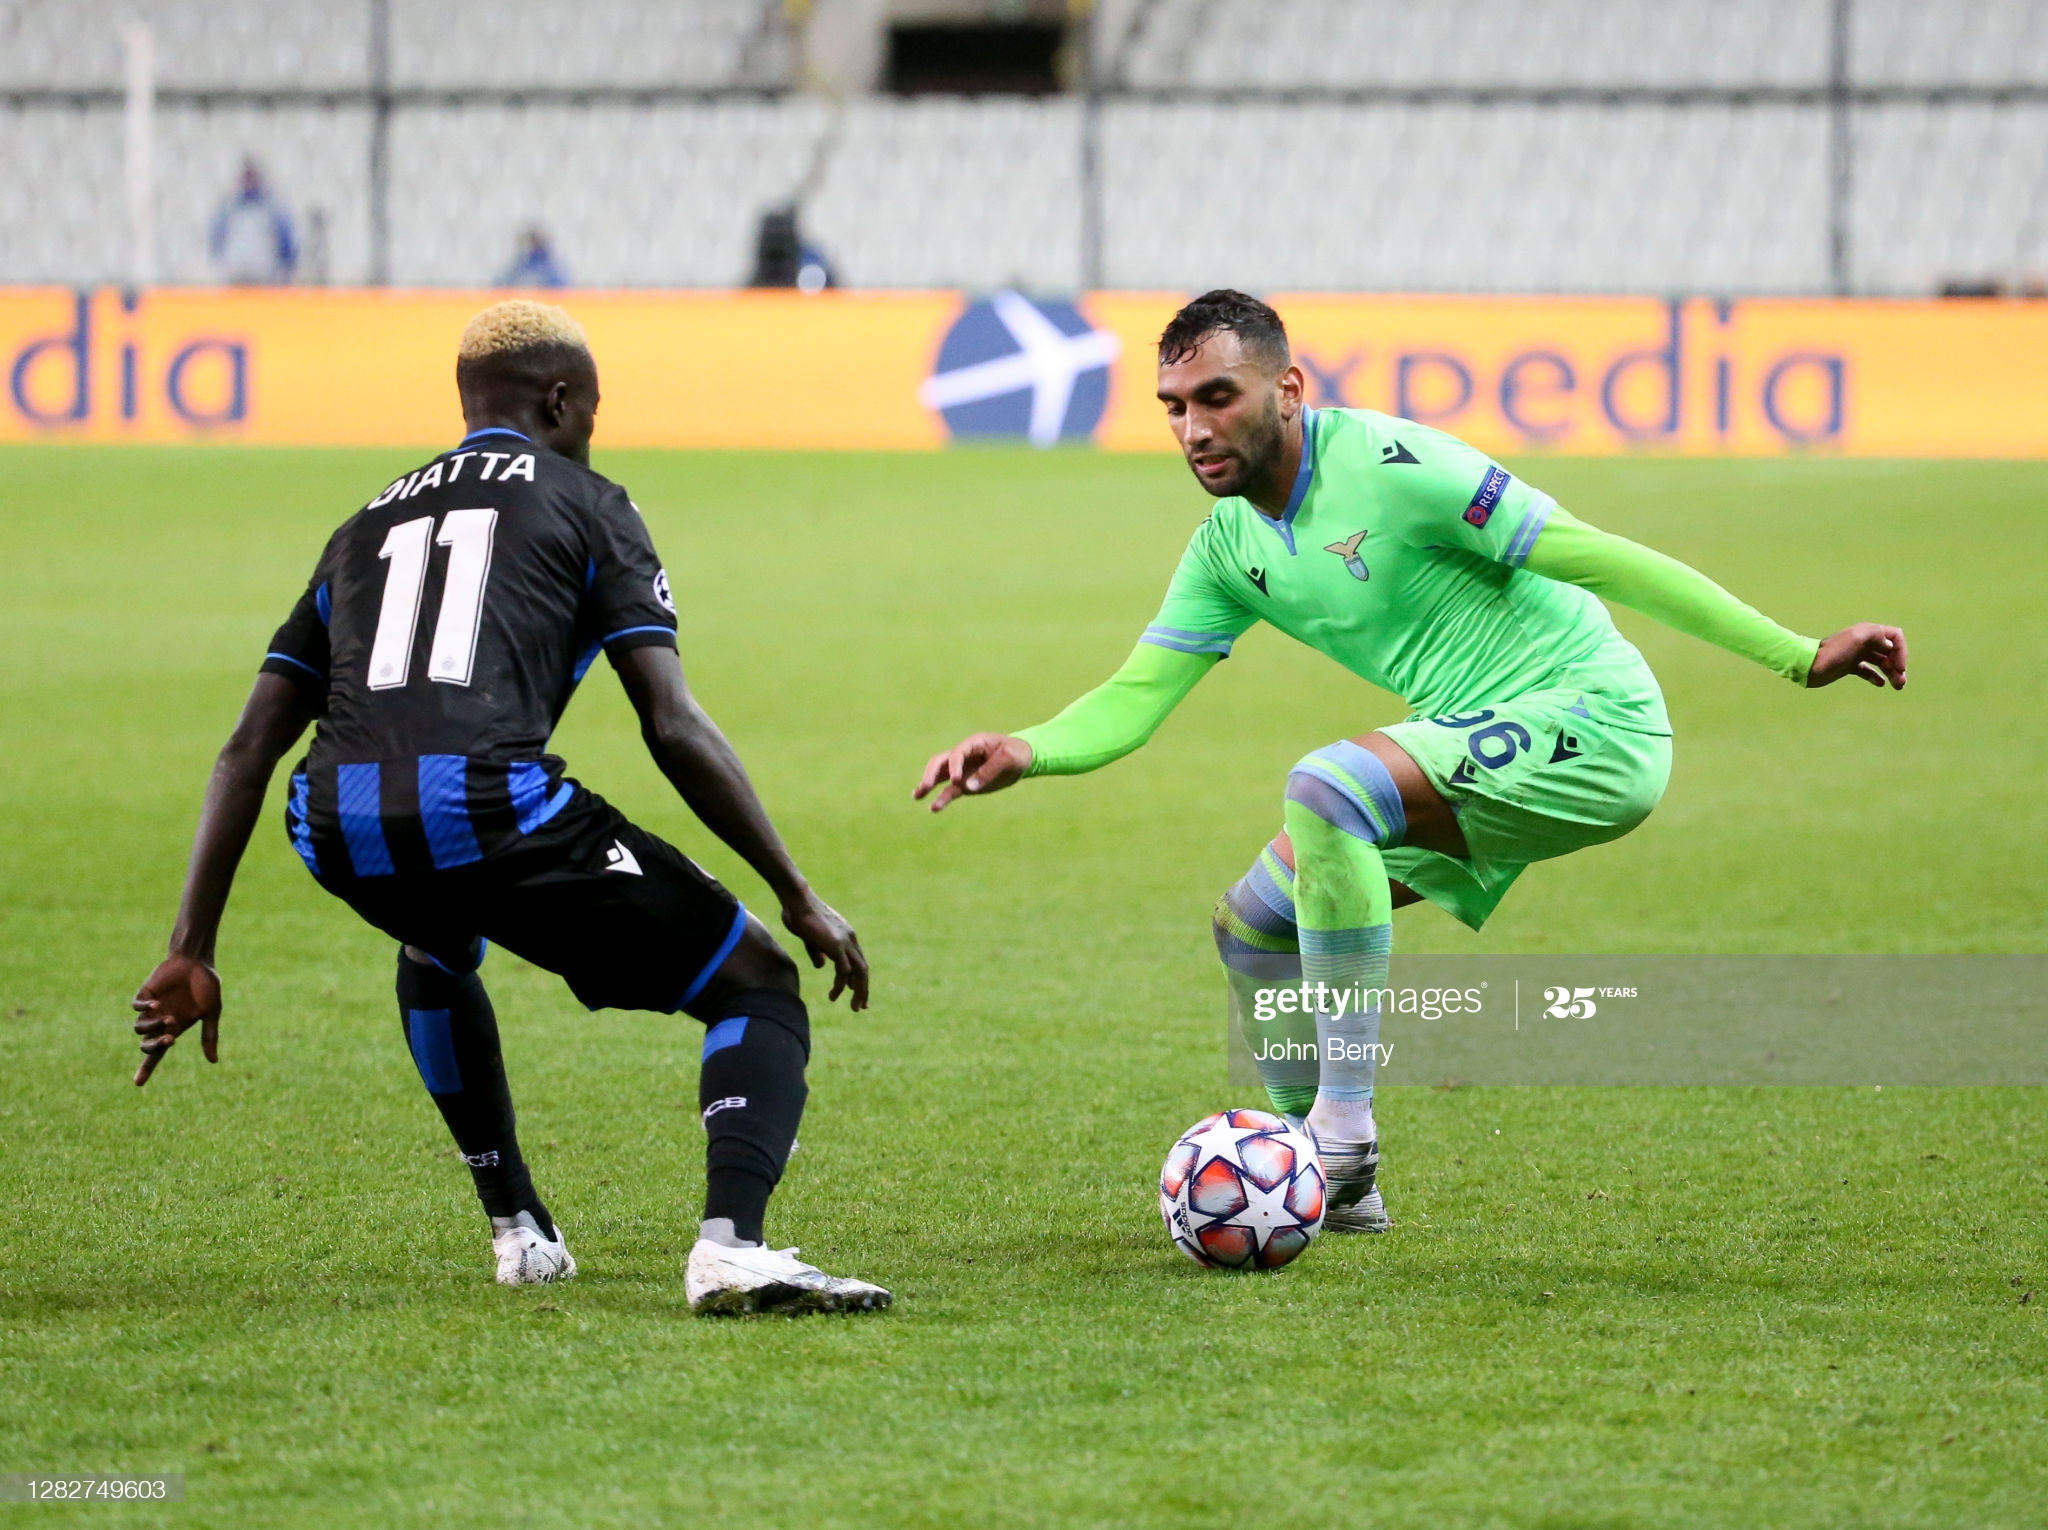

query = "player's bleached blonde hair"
[[457, 299, 589, 362]]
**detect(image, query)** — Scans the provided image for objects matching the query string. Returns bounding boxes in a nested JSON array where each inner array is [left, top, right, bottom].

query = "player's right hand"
[[914, 732, 1033, 812], [131, 954, 222, 1086], [781, 892, 870, 1012], [1808, 623, 1909, 690]]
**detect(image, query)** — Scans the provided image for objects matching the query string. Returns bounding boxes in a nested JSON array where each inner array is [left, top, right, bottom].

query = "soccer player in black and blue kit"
[[131, 301, 888, 1315]]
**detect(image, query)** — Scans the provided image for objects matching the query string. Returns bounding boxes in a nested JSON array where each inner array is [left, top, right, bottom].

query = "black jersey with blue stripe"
[[262, 428, 677, 879]]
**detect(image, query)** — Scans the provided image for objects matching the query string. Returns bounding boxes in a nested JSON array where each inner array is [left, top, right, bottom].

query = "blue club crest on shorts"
[[919, 292, 1120, 448]]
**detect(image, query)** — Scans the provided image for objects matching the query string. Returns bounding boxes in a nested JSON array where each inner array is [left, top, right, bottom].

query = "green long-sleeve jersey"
[[1018, 407, 1818, 777]]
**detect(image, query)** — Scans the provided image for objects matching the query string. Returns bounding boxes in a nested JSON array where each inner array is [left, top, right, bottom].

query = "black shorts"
[[312, 786, 746, 1013]]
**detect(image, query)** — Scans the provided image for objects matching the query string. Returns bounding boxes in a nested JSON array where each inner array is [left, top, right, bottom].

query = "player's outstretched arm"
[[612, 645, 868, 1010], [914, 641, 1217, 813], [133, 673, 320, 1086], [1523, 510, 1906, 692]]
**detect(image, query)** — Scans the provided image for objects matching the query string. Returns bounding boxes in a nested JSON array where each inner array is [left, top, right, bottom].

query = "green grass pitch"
[[1, 444, 2043, 1528]]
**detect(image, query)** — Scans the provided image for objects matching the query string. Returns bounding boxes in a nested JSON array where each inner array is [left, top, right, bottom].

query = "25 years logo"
[[1541, 985, 1639, 1019]]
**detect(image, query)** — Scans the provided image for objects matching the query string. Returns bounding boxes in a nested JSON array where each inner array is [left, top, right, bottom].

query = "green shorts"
[[1376, 690, 1672, 930]]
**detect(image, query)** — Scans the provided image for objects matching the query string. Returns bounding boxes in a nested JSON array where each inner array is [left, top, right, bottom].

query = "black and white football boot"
[[1290, 1120, 1389, 1234]]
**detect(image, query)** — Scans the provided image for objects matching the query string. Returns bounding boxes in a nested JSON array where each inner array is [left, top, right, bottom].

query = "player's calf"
[[683, 983, 890, 1314], [396, 945, 568, 1276], [694, 985, 810, 1249], [1213, 844, 1317, 1118], [1285, 741, 1403, 1210]]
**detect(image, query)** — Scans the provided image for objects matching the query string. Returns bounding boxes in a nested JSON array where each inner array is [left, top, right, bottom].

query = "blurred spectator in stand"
[[750, 205, 835, 293], [209, 158, 299, 284], [499, 227, 569, 287]]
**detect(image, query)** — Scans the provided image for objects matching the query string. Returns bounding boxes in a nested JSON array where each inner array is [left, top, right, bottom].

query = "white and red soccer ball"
[[1159, 1109, 1325, 1269]]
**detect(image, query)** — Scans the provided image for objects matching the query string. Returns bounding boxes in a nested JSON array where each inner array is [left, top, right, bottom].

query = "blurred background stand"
[[1, 0, 2045, 294]]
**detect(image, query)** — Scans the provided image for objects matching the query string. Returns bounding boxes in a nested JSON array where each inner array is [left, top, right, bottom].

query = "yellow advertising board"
[[2, 285, 2042, 456]]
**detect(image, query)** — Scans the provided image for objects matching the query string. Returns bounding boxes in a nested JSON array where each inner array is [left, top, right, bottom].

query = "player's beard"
[[1188, 392, 1287, 500]]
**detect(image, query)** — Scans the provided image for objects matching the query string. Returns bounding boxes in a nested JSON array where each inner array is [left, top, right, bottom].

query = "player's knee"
[[396, 941, 486, 1006], [401, 936, 485, 974], [689, 915, 799, 1017], [1209, 894, 1237, 953], [703, 985, 811, 1062], [1285, 741, 1407, 848], [1213, 844, 1299, 961]]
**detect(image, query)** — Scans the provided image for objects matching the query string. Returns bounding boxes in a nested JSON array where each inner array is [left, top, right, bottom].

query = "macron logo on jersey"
[[604, 840, 642, 876], [1464, 466, 1512, 528]]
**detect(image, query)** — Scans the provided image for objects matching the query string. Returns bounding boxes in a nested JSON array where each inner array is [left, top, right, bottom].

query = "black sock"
[[396, 949, 555, 1240], [698, 988, 810, 1246]]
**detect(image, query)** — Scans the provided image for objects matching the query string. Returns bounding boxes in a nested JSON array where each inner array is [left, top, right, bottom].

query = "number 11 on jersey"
[[368, 509, 499, 691]]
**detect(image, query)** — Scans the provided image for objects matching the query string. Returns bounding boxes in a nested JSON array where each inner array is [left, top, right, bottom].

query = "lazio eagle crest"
[[1324, 531, 1370, 581]]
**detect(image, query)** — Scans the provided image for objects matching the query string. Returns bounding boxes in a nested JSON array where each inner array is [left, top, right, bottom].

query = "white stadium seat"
[[1851, 103, 2048, 292], [1099, 100, 1830, 293], [387, 100, 826, 287], [389, 0, 790, 89], [0, 0, 368, 90], [1850, 0, 2048, 86], [1113, 0, 1831, 89], [805, 100, 1084, 291]]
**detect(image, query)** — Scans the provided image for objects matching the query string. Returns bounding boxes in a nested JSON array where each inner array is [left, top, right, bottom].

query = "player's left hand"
[[782, 892, 870, 1012], [1808, 623, 1908, 690], [130, 954, 223, 1086]]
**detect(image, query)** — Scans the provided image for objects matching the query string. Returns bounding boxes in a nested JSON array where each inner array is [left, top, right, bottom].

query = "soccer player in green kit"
[[916, 290, 1908, 1234]]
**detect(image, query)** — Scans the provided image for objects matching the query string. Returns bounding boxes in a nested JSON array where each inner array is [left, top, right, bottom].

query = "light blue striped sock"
[[1299, 924, 1391, 1110], [1213, 849, 1317, 1116], [1282, 744, 1403, 1140]]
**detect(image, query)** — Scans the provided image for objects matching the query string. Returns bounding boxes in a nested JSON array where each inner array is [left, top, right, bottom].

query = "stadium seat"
[[1098, 101, 1830, 293], [389, 0, 791, 89], [0, 0, 368, 90], [805, 100, 1085, 291], [1111, 0, 1831, 90], [1851, 0, 2048, 86], [1852, 103, 2048, 292]]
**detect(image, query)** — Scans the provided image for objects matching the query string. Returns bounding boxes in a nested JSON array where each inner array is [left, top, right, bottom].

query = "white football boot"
[[685, 1240, 891, 1316], [492, 1211, 578, 1285]]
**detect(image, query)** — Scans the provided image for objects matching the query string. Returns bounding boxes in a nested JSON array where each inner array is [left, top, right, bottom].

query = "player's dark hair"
[[1158, 289, 1290, 371]]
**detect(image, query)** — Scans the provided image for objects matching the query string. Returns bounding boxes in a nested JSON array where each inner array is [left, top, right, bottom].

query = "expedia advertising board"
[[2, 286, 2042, 456]]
